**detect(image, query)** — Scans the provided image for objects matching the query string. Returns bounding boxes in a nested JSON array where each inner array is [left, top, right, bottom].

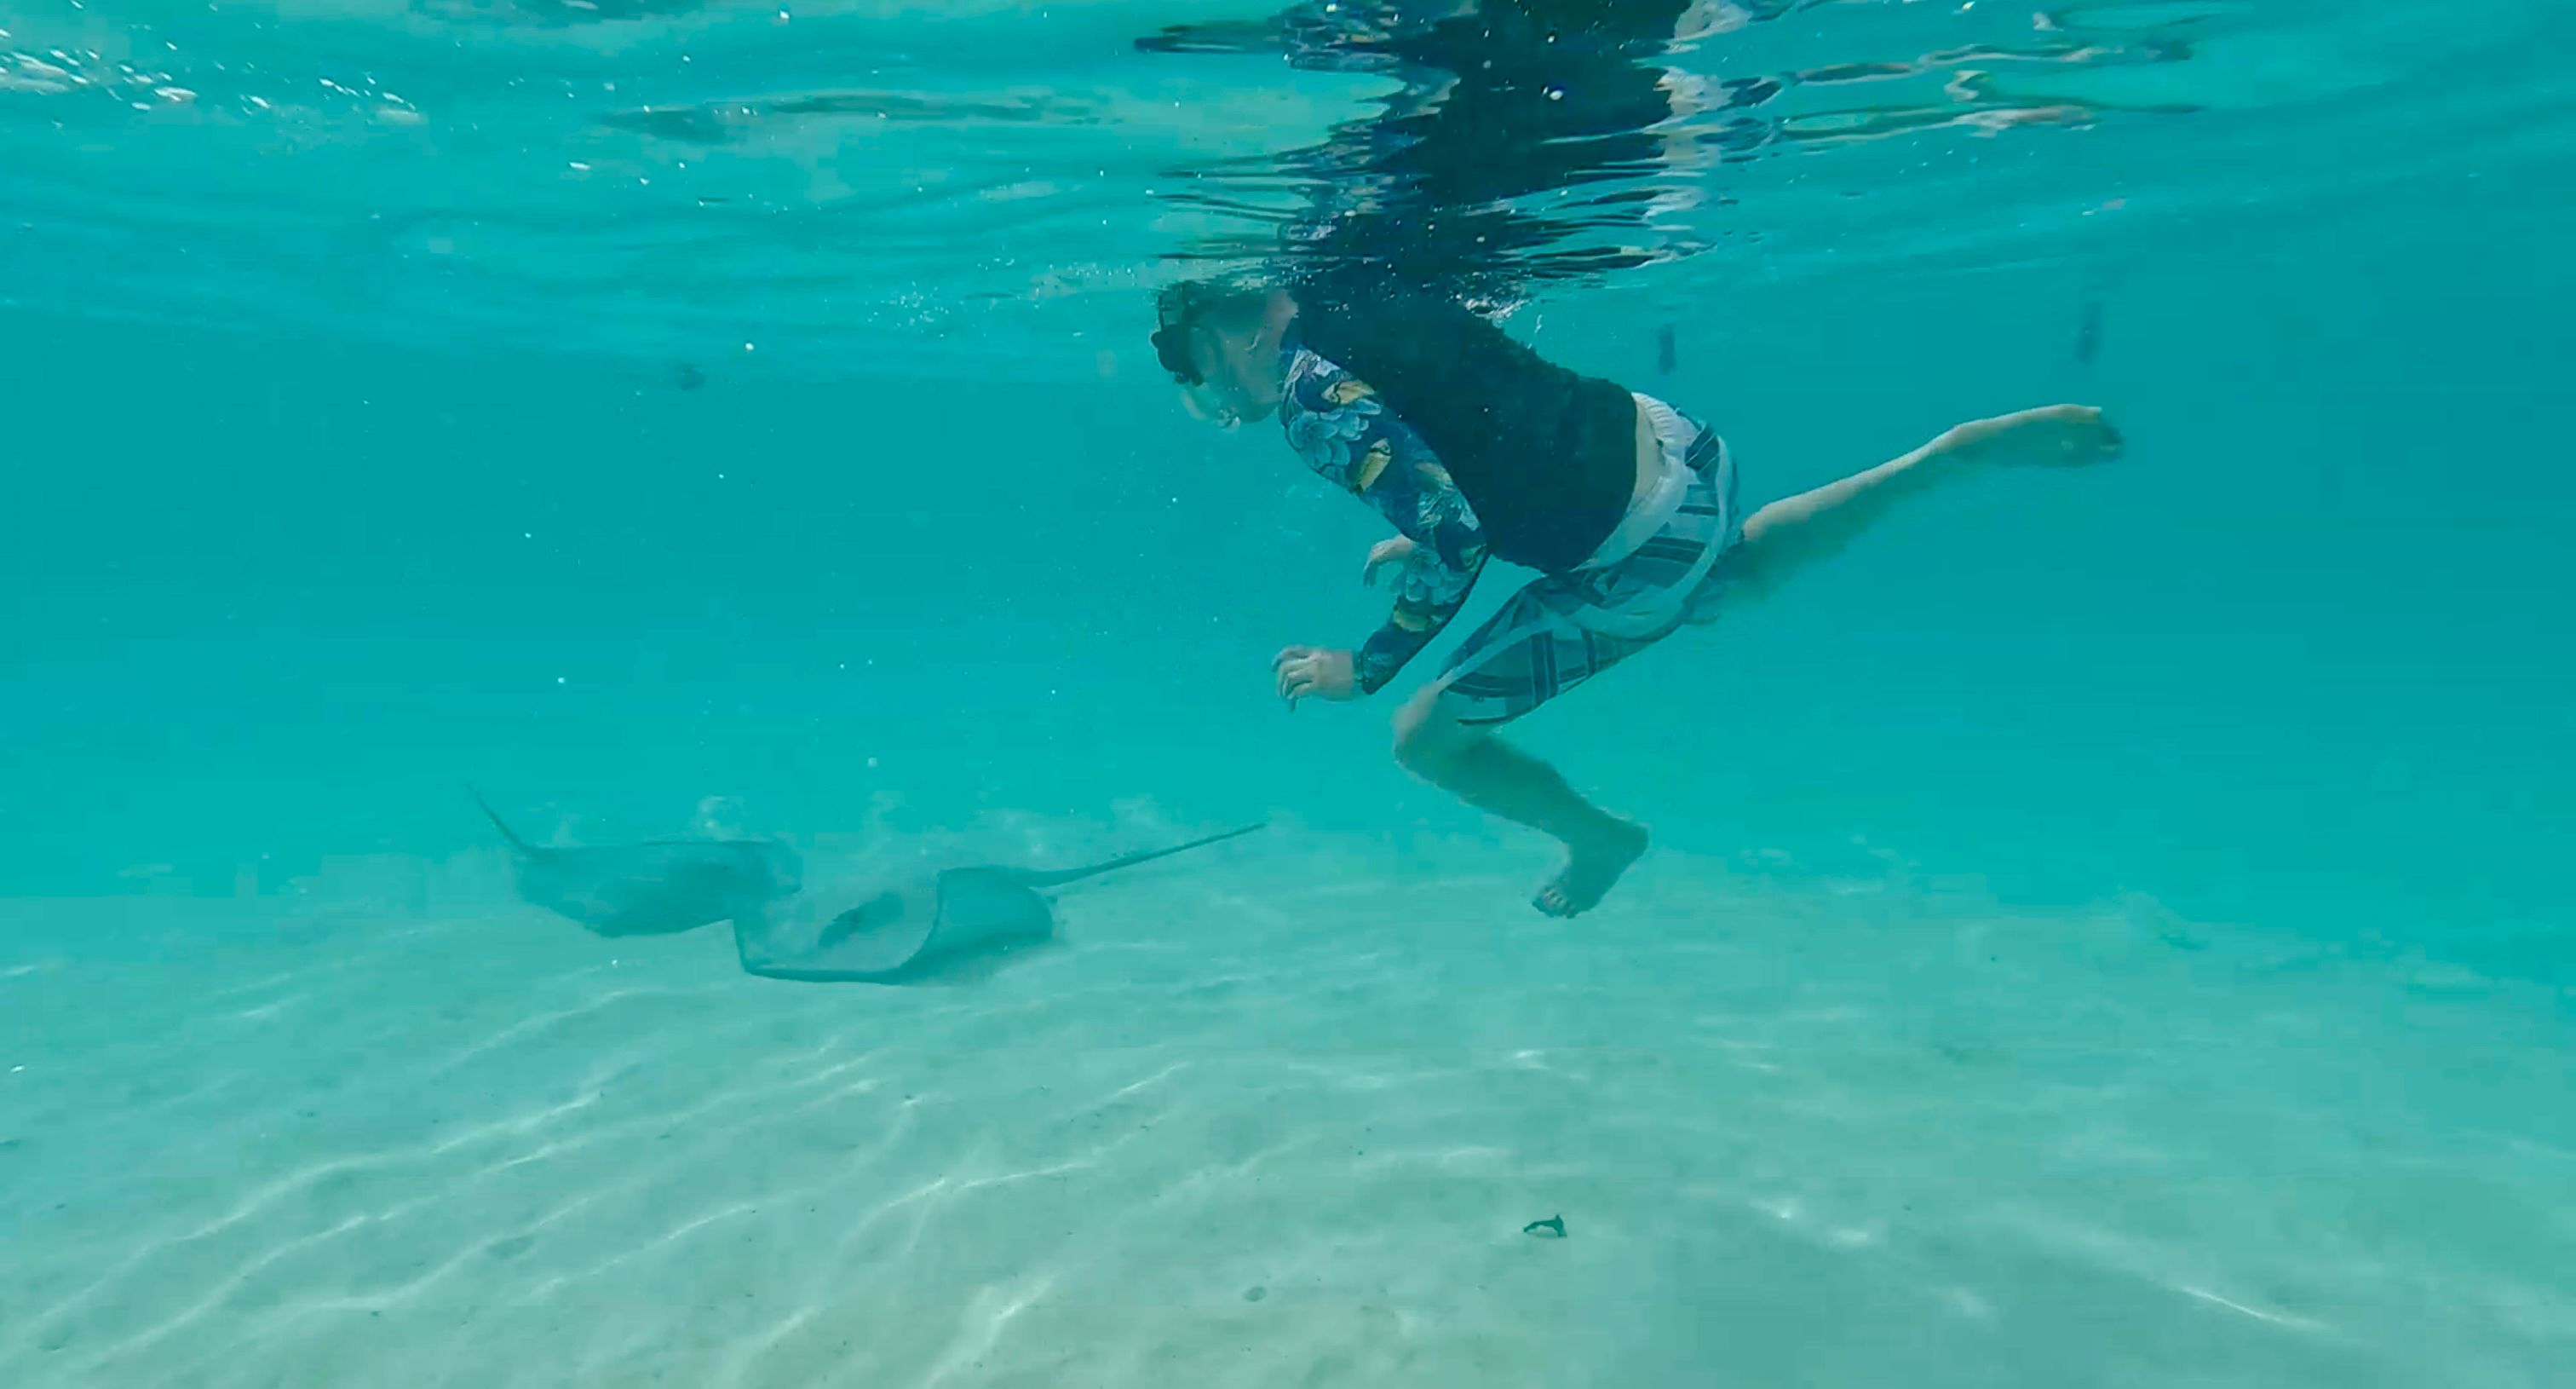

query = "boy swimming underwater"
[[1155, 277, 2119, 914]]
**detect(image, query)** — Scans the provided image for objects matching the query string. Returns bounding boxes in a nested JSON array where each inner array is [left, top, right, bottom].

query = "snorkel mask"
[[1153, 281, 1249, 430], [1151, 281, 1210, 387]]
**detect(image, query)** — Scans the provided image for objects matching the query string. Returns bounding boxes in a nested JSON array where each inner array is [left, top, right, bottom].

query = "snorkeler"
[[1153, 277, 2120, 915]]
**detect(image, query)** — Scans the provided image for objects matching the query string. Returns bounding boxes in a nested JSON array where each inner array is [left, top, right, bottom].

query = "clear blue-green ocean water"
[[4, 3, 2574, 1385]]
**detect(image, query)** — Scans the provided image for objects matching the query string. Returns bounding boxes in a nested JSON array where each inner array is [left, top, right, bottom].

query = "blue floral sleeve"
[[1279, 349, 1489, 694]]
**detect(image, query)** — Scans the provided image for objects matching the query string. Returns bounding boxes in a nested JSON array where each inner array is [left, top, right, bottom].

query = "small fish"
[[1522, 1215, 1566, 1238], [2073, 295, 2104, 366], [671, 363, 705, 391], [1656, 323, 1677, 375]]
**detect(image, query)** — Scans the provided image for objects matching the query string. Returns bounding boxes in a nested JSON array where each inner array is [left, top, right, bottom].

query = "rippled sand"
[[3, 825, 2570, 1387]]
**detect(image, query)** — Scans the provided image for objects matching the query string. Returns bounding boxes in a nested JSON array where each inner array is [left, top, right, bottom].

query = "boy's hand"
[[1274, 646, 1358, 708], [1362, 536, 1417, 586], [1933, 405, 2121, 467]]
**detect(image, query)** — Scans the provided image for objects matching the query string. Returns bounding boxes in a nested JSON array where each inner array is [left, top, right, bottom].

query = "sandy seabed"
[[3, 821, 2571, 1388]]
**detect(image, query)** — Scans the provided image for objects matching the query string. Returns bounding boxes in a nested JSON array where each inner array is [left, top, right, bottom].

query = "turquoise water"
[[5, 2, 2575, 1384]]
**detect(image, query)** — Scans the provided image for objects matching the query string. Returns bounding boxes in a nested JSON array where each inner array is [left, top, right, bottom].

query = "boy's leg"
[[1387, 405, 2116, 916], [1393, 686, 1650, 919], [1394, 580, 1663, 917], [1735, 404, 2119, 597]]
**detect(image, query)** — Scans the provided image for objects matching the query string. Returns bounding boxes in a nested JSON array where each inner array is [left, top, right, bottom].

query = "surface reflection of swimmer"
[[1148, 0, 1735, 297], [1142, 1, 2194, 294]]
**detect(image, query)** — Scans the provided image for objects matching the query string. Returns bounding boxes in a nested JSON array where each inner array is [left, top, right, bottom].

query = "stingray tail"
[[1015, 822, 1266, 890], [468, 786, 539, 856]]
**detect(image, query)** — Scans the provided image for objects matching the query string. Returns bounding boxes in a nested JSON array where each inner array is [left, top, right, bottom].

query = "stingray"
[[733, 823, 1265, 985], [472, 788, 802, 938]]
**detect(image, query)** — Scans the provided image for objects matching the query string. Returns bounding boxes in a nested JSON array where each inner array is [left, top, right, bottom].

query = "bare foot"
[[1534, 817, 1649, 918], [1935, 404, 2122, 468]]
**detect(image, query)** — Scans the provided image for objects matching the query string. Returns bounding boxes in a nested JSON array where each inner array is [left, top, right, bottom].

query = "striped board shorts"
[[1431, 394, 1742, 728]]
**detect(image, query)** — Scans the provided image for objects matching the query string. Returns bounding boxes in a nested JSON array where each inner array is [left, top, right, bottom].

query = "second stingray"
[[736, 823, 1264, 985]]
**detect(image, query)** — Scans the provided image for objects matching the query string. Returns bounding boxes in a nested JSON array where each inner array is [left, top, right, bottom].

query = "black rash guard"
[[1287, 280, 1637, 575]]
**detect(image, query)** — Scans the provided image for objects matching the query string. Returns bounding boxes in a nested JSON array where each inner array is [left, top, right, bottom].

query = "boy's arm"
[[1277, 351, 1490, 699], [1354, 541, 1486, 694]]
